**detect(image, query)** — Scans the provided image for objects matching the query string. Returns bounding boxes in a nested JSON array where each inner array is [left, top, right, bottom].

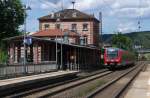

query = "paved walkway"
[[124, 64, 150, 98], [0, 70, 78, 87]]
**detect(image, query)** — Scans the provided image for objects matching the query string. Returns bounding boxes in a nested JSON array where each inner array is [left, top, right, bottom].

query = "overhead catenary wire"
[[102, 0, 116, 12], [38, 0, 62, 11]]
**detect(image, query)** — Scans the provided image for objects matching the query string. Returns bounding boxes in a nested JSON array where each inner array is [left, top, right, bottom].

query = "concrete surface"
[[0, 70, 78, 87], [124, 64, 150, 98]]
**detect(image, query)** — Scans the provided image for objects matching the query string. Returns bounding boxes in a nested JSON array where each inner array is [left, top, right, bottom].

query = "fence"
[[0, 62, 57, 78]]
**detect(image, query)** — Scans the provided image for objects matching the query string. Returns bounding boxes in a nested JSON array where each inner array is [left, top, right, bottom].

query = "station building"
[[5, 9, 101, 70], [38, 9, 100, 46]]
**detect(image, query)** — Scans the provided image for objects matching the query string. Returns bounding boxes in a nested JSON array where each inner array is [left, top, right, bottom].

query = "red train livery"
[[103, 47, 135, 69]]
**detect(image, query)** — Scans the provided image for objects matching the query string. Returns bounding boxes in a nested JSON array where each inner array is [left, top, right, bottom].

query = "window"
[[55, 24, 60, 29], [56, 18, 60, 22], [51, 38, 55, 40], [72, 12, 77, 17], [56, 13, 60, 17], [51, 13, 54, 18], [107, 49, 118, 58], [71, 24, 77, 31], [83, 23, 88, 31], [83, 37, 88, 45], [44, 24, 49, 30], [80, 36, 87, 45]]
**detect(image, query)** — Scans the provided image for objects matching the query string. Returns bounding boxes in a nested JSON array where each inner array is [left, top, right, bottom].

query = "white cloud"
[[21, 0, 150, 33], [111, 0, 149, 9], [117, 22, 137, 33], [28, 0, 150, 19], [40, 1, 58, 9], [40, 2, 53, 9], [110, 0, 150, 19]]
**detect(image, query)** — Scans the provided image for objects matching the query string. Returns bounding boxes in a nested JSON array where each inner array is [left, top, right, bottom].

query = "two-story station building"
[[34, 9, 100, 46], [5, 9, 101, 71]]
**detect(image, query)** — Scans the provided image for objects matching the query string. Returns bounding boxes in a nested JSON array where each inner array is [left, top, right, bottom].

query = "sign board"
[[23, 36, 32, 45]]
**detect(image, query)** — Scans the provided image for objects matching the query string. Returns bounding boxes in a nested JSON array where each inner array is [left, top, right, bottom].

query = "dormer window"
[[83, 23, 88, 31], [56, 13, 60, 17], [56, 18, 60, 22], [72, 12, 77, 17], [44, 24, 50, 30], [51, 13, 54, 18], [55, 24, 61, 29]]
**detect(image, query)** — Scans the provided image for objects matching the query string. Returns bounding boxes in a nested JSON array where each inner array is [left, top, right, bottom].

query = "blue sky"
[[21, 0, 150, 34]]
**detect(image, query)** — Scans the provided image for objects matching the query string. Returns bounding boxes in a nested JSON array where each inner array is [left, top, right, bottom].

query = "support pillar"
[[33, 42, 38, 64], [74, 48, 77, 70], [9, 43, 15, 64]]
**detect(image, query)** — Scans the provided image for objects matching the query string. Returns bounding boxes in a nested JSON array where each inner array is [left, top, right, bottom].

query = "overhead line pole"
[[99, 12, 103, 48], [138, 0, 142, 32], [23, 5, 31, 74], [60, 0, 64, 70], [56, 35, 58, 69]]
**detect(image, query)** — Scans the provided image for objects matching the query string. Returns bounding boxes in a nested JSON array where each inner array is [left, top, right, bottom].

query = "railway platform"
[[124, 63, 150, 98], [0, 70, 78, 96]]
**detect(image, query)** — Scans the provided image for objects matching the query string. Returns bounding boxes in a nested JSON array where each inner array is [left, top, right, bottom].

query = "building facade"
[[38, 9, 100, 46], [5, 9, 102, 71]]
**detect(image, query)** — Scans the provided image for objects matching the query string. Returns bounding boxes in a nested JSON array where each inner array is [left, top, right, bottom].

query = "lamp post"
[[56, 17, 63, 70], [55, 35, 58, 70], [60, 20, 63, 70], [23, 5, 31, 74]]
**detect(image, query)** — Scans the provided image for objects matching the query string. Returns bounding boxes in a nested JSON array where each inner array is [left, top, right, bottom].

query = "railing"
[[0, 61, 57, 79]]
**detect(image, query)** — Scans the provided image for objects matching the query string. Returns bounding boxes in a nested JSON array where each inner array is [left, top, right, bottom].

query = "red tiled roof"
[[32, 29, 78, 37]]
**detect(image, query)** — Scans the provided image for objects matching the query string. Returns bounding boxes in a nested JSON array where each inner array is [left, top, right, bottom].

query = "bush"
[[0, 49, 8, 64]]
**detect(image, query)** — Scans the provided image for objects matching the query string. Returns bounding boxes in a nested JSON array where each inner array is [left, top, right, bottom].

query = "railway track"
[[5, 62, 146, 98], [86, 62, 147, 98], [4, 69, 110, 98], [41, 62, 144, 98]]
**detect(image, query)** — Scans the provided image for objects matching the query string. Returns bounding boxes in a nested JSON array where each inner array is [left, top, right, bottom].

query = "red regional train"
[[103, 47, 135, 69]]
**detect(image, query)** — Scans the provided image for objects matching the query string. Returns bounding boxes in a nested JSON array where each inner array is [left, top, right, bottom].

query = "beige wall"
[[39, 20, 100, 46]]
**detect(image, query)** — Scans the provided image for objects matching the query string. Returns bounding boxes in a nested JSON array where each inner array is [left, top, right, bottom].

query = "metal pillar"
[[56, 36, 58, 70], [99, 12, 103, 47], [61, 40, 63, 70], [23, 5, 31, 74], [74, 48, 77, 70], [78, 47, 80, 70]]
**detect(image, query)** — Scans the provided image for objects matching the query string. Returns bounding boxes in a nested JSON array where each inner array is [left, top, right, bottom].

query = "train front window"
[[107, 49, 118, 58]]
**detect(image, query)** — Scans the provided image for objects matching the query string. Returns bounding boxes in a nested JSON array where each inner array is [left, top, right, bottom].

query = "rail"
[[5, 69, 110, 98], [86, 62, 146, 98]]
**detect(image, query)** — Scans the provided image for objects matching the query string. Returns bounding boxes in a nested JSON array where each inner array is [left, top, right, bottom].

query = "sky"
[[21, 0, 150, 34]]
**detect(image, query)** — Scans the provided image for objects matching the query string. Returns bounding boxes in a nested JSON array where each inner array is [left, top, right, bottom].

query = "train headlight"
[[116, 59, 119, 62], [111, 60, 114, 62], [105, 63, 108, 65]]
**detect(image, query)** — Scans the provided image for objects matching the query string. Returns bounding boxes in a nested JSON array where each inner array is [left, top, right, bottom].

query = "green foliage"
[[112, 32, 132, 50], [0, 0, 25, 64], [127, 31, 150, 49], [0, 49, 7, 64], [0, 42, 8, 63], [0, 0, 25, 42], [102, 31, 150, 49]]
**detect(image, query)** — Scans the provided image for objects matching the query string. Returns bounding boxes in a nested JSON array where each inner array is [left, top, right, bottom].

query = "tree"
[[112, 32, 133, 50], [0, 0, 25, 43], [0, 0, 25, 63]]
